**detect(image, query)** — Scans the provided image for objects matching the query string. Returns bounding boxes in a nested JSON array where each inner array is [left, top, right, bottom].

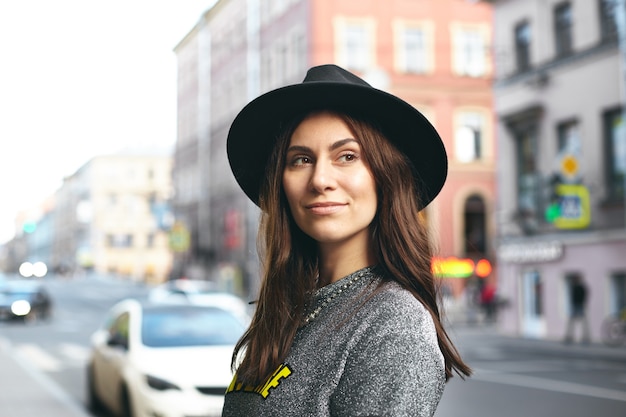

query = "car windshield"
[[141, 306, 246, 348], [0, 290, 35, 301]]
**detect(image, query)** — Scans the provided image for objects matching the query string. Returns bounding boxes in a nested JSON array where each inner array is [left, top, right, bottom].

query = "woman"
[[223, 64, 471, 417]]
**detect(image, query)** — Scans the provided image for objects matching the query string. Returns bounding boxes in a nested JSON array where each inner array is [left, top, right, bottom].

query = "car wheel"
[[120, 385, 134, 417], [87, 365, 105, 413]]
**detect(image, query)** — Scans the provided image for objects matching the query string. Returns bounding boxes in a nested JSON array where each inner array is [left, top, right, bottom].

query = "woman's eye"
[[338, 152, 357, 163], [291, 156, 311, 166]]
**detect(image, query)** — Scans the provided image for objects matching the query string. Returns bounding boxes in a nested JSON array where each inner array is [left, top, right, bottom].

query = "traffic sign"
[[169, 221, 190, 252], [553, 184, 590, 229]]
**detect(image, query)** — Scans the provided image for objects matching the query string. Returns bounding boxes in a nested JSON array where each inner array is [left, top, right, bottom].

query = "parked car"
[[148, 279, 251, 324], [87, 299, 246, 417], [0, 280, 52, 322]]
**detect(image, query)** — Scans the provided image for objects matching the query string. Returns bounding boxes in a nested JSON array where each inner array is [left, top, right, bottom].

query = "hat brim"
[[227, 81, 447, 209]]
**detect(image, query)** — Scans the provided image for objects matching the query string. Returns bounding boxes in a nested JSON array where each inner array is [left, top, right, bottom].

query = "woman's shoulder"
[[363, 278, 432, 325], [353, 277, 443, 362]]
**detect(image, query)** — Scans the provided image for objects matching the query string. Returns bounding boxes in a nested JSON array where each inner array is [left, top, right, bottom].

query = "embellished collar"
[[302, 265, 378, 326]]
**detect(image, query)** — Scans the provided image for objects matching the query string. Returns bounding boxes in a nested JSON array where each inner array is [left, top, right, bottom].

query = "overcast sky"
[[0, 0, 216, 243]]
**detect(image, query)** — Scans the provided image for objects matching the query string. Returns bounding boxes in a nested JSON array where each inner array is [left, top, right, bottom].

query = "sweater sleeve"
[[329, 291, 446, 417]]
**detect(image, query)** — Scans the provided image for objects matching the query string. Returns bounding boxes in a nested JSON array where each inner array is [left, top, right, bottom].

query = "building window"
[[609, 271, 626, 314], [294, 33, 307, 75], [394, 22, 433, 74], [146, 233, 155, 248], [514, 125, 541, 232], [515, 21, 531, 72], [603, 108, 626, 201], [599, 0, 619, 42], [527, 271, 543, 317], [452, 24, 488, 77], [106, 234, 134, 248], [554, 2, 573, 57], [455, 111, 485, 163], [464, 195, 487, 256], [334, 18, 375, 72], [557, 120, 580, 153], [345, 24, 369, 71]]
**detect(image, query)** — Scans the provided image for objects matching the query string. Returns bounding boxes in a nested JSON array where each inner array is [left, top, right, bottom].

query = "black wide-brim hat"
[[227, 64, 447, 210]]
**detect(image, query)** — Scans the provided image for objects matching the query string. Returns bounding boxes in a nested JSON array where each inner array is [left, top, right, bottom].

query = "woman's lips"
[[305, 202, 346, 215]]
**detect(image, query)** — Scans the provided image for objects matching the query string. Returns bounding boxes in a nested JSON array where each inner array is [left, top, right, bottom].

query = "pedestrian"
[[222, 64, 472, 417], [564, 273, 591, 344], [480, 280, 497, 322]]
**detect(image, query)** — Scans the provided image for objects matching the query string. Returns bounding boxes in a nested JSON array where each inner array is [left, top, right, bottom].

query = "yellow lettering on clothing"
[[257, 364, 292, 398], [225, 363, 293, 399]]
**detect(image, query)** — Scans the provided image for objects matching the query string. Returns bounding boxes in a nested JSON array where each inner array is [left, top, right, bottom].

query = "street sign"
[[553, 184, 590, 229], [169, 221, 190, 252]]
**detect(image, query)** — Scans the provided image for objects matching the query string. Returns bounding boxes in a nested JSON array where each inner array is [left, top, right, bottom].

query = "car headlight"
[[146, 374, 181, 391], [11, 300, 31, 316]]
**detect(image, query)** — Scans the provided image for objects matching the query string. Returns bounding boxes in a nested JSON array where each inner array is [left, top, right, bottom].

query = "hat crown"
[[303, 64, 372, 88]]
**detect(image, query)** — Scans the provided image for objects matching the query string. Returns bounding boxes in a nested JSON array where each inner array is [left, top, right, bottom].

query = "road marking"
[[15, 343, 62, 372], [59, 342, 90, 363], [473, 368, 626, 402], [0, 339, 91, 417]]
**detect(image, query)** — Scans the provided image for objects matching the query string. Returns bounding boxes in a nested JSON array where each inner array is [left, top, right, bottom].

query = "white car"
[[87, 299, 246, 417], [148, 279, 251, 324]]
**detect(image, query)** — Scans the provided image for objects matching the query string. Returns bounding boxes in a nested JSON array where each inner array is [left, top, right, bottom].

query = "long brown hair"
[[231, 110, 471, 385]]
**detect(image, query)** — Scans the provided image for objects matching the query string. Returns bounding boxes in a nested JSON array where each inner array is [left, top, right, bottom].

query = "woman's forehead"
[[290, 112, 354, 141]]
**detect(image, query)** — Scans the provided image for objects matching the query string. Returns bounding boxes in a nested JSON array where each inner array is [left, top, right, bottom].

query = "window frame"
[[599, 0, 620, 43], [554, 2, 573, 58], [513, 122, 542, 232], [333, 17, 376, 72], [393, 20, 435, 75], [514, 20, 532, 72], [603, 107, 626, 202], [454, 110, 487, 163], [450, 22, 491, 78]]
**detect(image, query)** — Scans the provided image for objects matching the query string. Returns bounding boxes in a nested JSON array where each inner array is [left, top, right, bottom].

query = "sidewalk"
[[0, 338, 91, 417], [444, 299, 626, 362], [449, 321, 626, 363]]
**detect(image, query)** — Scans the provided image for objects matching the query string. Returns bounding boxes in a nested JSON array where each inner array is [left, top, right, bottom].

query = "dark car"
[[0, 280, 52, 322]]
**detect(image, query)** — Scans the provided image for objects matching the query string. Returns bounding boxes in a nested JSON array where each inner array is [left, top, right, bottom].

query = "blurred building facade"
[[2, 150, 174, 283], [486, 0, 626, 341], [172, 0, 496, 300]]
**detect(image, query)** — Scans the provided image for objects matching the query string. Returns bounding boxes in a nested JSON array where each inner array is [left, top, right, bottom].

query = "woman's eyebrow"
[[286, 145, 311, 154], [286, 138, 357, 154], [329, 138, 358, 151]]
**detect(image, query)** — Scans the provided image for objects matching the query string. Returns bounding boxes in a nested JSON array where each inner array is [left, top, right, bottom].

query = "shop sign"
[[498, 241, 563, 264], [432, 257, 492, 278]]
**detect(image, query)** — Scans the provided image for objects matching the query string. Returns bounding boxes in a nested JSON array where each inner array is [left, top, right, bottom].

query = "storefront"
[[497, 235, 626, 342]]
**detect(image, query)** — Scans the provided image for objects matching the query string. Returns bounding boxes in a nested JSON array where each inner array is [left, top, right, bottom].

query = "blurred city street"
[[1, 1, 625, 415], [1, 274, 625, 417], [437, 324, 626, 416]]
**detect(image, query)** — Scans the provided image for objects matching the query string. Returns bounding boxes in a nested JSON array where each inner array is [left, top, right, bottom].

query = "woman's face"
[[282, 111, 378, 247]]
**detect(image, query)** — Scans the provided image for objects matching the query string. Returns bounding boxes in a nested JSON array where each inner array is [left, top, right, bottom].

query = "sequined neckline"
[[302, 266, 376, 326]]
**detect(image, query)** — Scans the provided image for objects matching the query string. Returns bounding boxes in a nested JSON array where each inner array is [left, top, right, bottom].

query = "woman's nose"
[[309, 160, 336, 192]]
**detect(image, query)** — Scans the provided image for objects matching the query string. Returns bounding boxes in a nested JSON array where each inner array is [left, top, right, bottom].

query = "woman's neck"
[[317, 240, 376, 287]]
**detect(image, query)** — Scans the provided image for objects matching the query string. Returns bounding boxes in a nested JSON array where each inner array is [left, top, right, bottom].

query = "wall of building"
[[490, 0, 626, 341], [174, 0, 496, 301]]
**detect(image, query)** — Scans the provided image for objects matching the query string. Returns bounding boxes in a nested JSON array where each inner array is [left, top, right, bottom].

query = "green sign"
[[546, 184, 590, 229]]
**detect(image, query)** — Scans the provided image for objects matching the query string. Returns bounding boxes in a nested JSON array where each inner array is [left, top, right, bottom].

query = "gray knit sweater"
[[222, 266, 446, 417]]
